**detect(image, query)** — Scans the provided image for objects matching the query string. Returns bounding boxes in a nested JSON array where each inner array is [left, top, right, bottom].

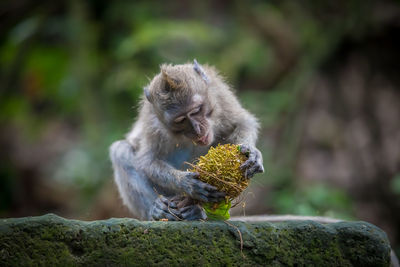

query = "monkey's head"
[[144, 60, 216, 146]]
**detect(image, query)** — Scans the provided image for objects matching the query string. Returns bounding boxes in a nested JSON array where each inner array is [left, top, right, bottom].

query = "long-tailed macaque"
[[110, 60, 264, 221]]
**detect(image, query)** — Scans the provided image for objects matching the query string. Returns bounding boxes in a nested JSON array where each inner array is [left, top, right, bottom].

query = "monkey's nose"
[[190, 120, 202, 136]]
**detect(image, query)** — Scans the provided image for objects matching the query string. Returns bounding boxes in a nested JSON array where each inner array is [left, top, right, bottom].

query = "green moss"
[[0, 214, 391, 266]]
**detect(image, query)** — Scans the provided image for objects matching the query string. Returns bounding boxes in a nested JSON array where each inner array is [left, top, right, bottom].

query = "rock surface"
[[0, 214, 391, 266]]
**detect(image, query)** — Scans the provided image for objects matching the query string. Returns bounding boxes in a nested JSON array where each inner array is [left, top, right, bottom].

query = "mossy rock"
[[0, 214, 392, 266]]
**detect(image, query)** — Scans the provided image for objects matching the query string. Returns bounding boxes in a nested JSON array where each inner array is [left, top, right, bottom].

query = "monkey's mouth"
[[195, 133, 210, 146]]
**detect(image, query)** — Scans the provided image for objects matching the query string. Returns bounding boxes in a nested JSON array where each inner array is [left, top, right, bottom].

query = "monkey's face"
[[166, 94, 214, 146], [145, 61, 216, 145]]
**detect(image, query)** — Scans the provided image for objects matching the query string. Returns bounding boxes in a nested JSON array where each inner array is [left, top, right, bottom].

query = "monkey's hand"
[[170, 195, 207, 221], [150, 195, 182, 221], [178, 171, 226, 203], [179, 205, 207, 221], [239, 144, 264, 178]]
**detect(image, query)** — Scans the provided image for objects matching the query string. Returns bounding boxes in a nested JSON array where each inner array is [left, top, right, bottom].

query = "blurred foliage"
[[391, 174, 400, 196], [2, 0, 397, 223]]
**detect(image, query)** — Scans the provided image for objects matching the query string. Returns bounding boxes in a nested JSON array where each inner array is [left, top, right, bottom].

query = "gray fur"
[[110, 62, 264, 221]]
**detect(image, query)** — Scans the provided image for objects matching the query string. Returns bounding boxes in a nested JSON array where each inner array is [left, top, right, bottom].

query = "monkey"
[[110, 60, 264, 221]]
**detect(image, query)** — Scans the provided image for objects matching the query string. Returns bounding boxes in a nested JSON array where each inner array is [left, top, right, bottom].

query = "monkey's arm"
[[137, 148, 225, 203], [225, 111, 264, 178], [211, 86, 263, 177], [111, 140, 209, 220]]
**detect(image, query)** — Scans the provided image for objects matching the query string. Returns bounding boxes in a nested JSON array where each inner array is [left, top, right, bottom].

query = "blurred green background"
[[1, 0, 399, 255]]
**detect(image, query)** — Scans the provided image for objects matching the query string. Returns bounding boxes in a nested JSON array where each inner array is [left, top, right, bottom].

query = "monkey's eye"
[[174, 116, 186, 124], [191, 105, 202, 116]]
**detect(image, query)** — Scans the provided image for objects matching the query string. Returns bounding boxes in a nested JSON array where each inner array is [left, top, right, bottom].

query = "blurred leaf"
[[271, 183, 353, 220], [239, 89, 295, 127], [10, 16, 41, 44], [0, 41, 18, 66], [24, 46, 69, 97], [116, 20, 223, 61], [391, 174, 400, 195]]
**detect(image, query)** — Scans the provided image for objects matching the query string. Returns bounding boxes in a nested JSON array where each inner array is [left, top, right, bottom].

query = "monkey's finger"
[[199, 192, 225, 203], [168, 199, 181, 210], [152, 208, 174, 220], [240, 158, 255, 170], [163, 205, 181, 215], [159, 195, 171, 205], [246, 165, 258, 178], [245, 164, 263, 178], [181, 205, 207, 221], [159, 208, 182, 219], [159, 195, 179, 209], [155, 199, 181, 216], [245, 170, 255, 179], [170, 195, 186, 203], [191, 185, 211, 196], [168, 202, 178, 209], [179, 205, 195, 213], [167, 207, 181, 215], [193, 191, 224, 203], [194, 188, 225, 202], [241, 152, 257, 170], [199, 181, 219, 192], [193, 183, 225, 196], [257, 164, 265, 173], [187, 172, 200, 179], [207, 196, 226, 203], [208, 191, 226, 199], [155, 197, 169, 209], [192, 194, 210, 203], [253, 154, 264, 172], [203, 184, 220, 193], [192, 179, 218, 192]]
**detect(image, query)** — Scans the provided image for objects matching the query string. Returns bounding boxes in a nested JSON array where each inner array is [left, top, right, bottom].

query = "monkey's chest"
[[165, 146, 208, 170]]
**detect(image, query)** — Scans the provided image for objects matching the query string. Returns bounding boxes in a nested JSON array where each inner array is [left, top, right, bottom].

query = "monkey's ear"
[[161, 68, 181, 91], [193, 59, 209, 84], [144, 86, 152, 103]]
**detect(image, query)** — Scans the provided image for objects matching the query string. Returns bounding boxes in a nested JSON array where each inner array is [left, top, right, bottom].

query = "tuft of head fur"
[[161, 65, 187, 91]]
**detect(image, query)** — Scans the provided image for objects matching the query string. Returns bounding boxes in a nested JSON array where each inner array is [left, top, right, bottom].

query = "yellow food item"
[[189, 144, 248, 199]]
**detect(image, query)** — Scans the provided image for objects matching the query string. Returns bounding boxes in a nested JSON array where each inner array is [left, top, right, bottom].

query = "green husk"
[[203, 200, 231, 220]]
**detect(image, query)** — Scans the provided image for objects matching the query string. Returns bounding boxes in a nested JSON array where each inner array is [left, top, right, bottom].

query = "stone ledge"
[[0, 214, 391, 266]]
